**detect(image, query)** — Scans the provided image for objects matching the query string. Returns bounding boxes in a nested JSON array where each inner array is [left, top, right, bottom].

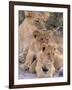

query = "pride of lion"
[[19, 11, 63, 78]]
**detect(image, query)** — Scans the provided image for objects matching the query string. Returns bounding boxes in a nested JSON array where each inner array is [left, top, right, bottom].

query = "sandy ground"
[[18, 65, 63, 79], [18, 66, 37, 79]]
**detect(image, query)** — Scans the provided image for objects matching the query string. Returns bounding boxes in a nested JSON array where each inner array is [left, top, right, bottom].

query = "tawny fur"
[[19, 11, 49, 63], [36, 43, 63, 78]]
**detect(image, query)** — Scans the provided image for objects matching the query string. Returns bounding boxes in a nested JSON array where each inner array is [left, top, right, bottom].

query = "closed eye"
[[53, 53, 54, 55], [35, 20, 39, 22], [54, 48, 56, 51], [41, 38, 43, 41], [48, 52, 50, 56]]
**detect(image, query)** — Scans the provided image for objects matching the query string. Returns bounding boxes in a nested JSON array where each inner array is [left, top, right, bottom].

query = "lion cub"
[[19, 11, 49, 63], [20, 30, 56, 72], [36, 43, 63, 78], [20, 30, 45, 72]]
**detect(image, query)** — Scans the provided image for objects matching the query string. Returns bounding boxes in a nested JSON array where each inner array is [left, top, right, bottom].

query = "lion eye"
[[53, 53, 54, 55], [35, 20, 39, 22], [54, 48, 56, 51], [41, 38, 43, 41], [35, 19, 39, 23], [48, 53, 50, 56]]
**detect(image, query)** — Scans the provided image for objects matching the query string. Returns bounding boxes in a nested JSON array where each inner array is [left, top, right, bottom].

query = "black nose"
[[42, 66, 48, 72], [25, 67, 29, 71], [19, 59, 24, 64]]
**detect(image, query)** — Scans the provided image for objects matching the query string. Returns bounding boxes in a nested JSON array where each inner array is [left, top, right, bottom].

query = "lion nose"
[[42, 66, 48, 72], [25, 67, 29, 71]]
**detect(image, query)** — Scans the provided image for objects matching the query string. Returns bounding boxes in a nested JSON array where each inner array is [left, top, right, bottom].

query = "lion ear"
[[24, 11, 36, 18], [33, 31, 41, 38], [42, 12, 50, 21]]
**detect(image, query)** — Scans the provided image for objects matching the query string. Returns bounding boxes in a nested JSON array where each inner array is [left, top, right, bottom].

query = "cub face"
[[33, 30, 45, 44], [24, 11, 49, 30], [41, 43, 58, 63], [41, 43, 63, 71], [33, 30, 55, 45], [36, 43, 58, 78]]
